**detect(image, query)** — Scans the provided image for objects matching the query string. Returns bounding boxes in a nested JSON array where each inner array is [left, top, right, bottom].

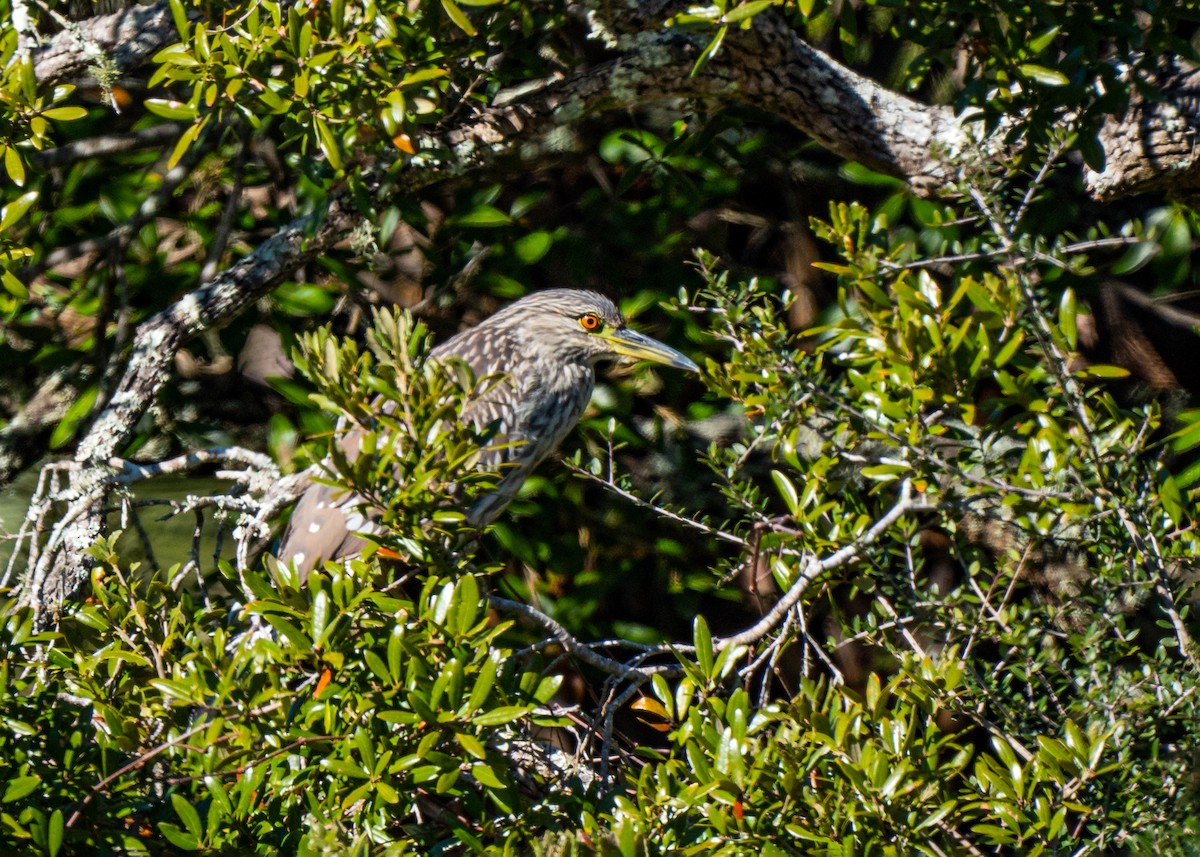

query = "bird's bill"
[[603, 327, 700, 372]]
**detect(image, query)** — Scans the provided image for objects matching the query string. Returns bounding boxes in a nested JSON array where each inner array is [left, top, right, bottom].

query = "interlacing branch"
[[490, 478, 935, 677], [11, 446, 290, 615]]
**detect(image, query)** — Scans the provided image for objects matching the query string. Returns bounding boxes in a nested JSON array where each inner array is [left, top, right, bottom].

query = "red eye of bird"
[[579, 313, 601, 331]]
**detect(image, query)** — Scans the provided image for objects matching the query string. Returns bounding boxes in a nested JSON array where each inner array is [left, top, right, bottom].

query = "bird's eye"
[[579, 313, 602, 331]]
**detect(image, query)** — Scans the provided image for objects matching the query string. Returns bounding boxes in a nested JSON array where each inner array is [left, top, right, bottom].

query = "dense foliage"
[[1, 0, 1199, 853]]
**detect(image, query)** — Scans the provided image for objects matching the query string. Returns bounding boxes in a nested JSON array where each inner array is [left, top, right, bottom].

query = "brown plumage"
[[277, 289, 698, 576]]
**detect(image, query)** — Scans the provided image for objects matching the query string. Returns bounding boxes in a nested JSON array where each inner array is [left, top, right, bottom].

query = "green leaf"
[[40, 105, 88, 121], [0, 190, 38, 232], [159, 823, 200, 851], [694, 614, 714, 678], [313, 116, 343, 171], [273, 282, 337, 317], [993, 330, 1025, 368], [47, 810, 63, 857], [145, 99, 198, 120], [172, 793, 204, 841], [723, 0, 776, 23], [3, 775, 41, 803], [1077, 364, 1130, 379], [1058, 288, 1077, 350], [451, 574, 480, 636], [472, 705, 531, 727], [1026, 25, 1061, 55], [471, 762, 504, 788], [1158, 469, 1186, 528], [691, 24, 727, 76], [311, 589, 329, 645], [441, 0, 478, 35], [1112, 240, 1157, 275], [770, 469, 799, 515], [169, 0, 190, 37], [456, 732, 487, 760], [512, 231, 553, 264], [449, 205, 512, 227], [168, 121, 202, 170], [3, 146, 25, 187], [1019, 64, 1069, 86]]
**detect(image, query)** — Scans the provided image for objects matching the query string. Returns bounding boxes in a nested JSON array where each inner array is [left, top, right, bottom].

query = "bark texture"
[[1086, 58, 1200, 200], [17, 0, 1200, 622], [31, 0, 175, 83]]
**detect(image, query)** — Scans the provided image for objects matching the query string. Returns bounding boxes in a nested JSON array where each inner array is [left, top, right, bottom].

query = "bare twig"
[[717, 481, 933, 650]]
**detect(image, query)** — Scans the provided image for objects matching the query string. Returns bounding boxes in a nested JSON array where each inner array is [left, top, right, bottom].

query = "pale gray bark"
[[29, 200, 357, 622], [1086, 58, 1200, 200], [31, 0, 174, 83], [19, 0, 1200, 622]]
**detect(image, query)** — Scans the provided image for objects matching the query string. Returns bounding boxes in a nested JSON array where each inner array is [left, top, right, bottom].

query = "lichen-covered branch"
[[30, 0, 176, 84], [1086, 58, 1200, 200], [417, 23, 976, 195], [29, 199, 355, 622]]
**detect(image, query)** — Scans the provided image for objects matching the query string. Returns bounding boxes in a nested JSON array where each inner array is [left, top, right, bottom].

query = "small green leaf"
[[1026, 25, 1061, 54], [471, 763, 505, 788], [47, 810, 63, 857], [1112, 241, 1157, 275], [1158, 469, 1185, 528], [456, 732, 487, 760], [723, 0, 776, 23], [449, 205, 512, 227], [441, 0, 477, 35], [145, 99, 199, 120], [172, 793, 203, 841], [313, 116, 343, 170], [694, 614, 714, 678], [472, 705, 531, 727], [311, 589, 329, 644], [770, 469, 799, 515], [0, 190, 38, 232], [40, 105, 87, 121], [452, 574, 480, 636], [993, 330, 1025, 368], [168, 121, 202, 169], [159, 823, 200, 851], [512, 231, 553, 264], [1077, 364, 1130, 379], [3, 775, 40, 803], [1058, 288, 1077, 350], [1019, 64, 1069, 86], [169, 0, 190, 37]]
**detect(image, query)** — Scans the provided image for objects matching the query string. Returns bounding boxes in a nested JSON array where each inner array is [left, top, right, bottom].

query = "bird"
[[277, 289, 699, 577]]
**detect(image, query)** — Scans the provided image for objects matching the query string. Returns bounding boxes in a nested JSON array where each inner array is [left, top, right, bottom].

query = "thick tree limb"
[[23, 1, 1199, 621], [418, 25, 976, 195], [28, 198, 356, 621], [31, 0, 176, 84], [1086, 58, 1200, 200]]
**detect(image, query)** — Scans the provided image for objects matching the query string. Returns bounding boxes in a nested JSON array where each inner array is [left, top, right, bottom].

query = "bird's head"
[[502, 289, 699, 372]]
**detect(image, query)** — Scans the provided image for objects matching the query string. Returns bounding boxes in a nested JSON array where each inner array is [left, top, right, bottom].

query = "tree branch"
[[28, 197, 356, 621], [1086, 58, 1200, 200], [31, 0, 177, 84]]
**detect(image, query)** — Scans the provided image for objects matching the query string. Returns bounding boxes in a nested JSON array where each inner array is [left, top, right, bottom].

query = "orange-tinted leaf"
[[315, 666, 333, 697]]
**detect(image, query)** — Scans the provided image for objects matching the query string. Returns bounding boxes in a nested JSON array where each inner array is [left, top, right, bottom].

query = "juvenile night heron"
[[277, 289, 698, 576]]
